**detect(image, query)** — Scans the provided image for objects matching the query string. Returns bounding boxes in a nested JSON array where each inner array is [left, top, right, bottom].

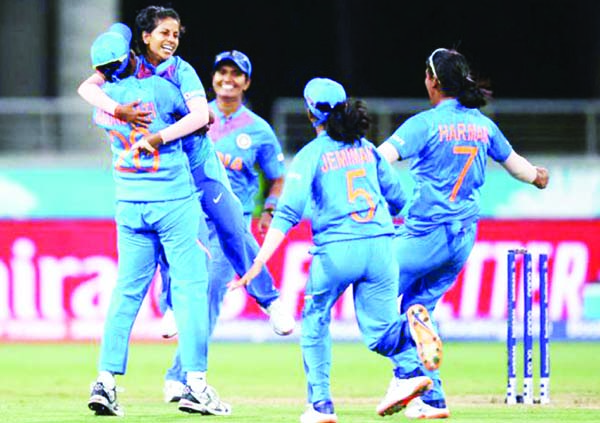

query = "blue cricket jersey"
[[384, 98, 513, 233], [136, 55, 213, 167], [93, 75, 194, 202], [136, 55, 206, 101], [207, 101, 285, 214], [271, 132, 406, 246]]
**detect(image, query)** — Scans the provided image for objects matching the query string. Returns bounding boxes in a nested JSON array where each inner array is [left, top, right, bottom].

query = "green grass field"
[[1, 341, 599, 422]]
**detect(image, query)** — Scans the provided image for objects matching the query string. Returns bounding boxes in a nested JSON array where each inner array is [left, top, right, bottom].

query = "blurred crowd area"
[[1, 1, 599, 220]]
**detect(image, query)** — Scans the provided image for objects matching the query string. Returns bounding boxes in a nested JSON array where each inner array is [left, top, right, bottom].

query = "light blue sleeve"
[[385, 113, 430, 160], [154, 78, 188, 123], [176, 58, 206, 101], [487, 119, 513, 162], [270, 145, 317, 234]]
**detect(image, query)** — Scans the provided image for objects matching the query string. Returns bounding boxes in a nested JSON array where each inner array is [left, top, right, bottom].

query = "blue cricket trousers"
[[389, 220, 477, 402], [99, 195, 210, 375], [302, 235, 413, 404], [160, 151, 279, 310]]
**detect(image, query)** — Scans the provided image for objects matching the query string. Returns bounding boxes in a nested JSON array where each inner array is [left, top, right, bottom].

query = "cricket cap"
[[90, 23, 132, 71], [303, 77, 347, 125], [214, 50, 252, 77]]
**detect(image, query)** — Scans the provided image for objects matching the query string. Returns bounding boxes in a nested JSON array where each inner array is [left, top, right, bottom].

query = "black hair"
[[426, 49, 491, 109], [95, 61, 123, 81], [319, 99, 371, 144], [206, 63, 251, 103], [133, 5, 185, 56]]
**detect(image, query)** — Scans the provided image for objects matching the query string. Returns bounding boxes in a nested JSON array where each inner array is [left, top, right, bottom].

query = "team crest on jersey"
[[236, 133, 252, 150]]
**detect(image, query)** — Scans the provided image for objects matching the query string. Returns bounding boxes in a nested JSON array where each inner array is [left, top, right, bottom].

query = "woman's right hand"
[[131, 132, 164, 155], [533, 167, 549, 189], [228, 260, 264, 291], [115, 100, 152, 127], [196, 108, 216, 136]]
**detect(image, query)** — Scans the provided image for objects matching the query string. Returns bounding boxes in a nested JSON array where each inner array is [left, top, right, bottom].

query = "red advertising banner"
[[0, 219, 599, 341]]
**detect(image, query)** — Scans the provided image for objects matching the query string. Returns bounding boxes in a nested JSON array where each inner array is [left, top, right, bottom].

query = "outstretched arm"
[[377, 141, 401, 163], [501, 151, 549, 189], [228, 227, 286, 290]]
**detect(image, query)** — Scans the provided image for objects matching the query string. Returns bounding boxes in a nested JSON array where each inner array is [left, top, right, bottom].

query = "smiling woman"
[[159, 48, 293, 406], [135, 8, 182, 66], [74, 5, 289, 416], [131, 5, 209, 145]]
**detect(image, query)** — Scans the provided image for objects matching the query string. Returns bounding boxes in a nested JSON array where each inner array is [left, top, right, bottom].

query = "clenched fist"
[[532, 167, 549, 189]]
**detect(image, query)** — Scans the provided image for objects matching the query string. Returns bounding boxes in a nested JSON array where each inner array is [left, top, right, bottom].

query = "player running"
[[377, 47, 549, 419], [231, 77, 441, 422]]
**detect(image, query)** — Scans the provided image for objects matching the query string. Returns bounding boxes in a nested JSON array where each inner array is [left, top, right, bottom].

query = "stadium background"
[[0, 0, 599, 343]]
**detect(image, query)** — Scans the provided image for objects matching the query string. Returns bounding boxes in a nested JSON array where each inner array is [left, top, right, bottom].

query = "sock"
[[187, 371, 207, 392], [97, 371, 115, 389]]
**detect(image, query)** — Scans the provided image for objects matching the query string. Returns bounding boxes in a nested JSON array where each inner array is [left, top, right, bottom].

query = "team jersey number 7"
[[346, 168, 376, 222], [110, 127, 160, 173], [449, 146, 478, 202]]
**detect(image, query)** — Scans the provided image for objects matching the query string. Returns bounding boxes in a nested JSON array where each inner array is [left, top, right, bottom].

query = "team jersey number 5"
[[110, 127, 160, 173], [450, 146, 478, 202], [346, 168, 376, 222]]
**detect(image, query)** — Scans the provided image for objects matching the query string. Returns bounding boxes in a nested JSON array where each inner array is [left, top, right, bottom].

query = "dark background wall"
[[119, 0, 599, 120]]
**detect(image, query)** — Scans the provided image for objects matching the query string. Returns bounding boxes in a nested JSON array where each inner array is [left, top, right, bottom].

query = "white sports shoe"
[[163, 379, 185, 403], [262, 298, 295, 336], [405, 397, 450, 419], [178, 384, 231, 416], [300, 404, 338, 423], [376, 375, 433, 417], [88, 381, 125, 417], [160, 308, 178, 339], [407, 304, 443, 371]]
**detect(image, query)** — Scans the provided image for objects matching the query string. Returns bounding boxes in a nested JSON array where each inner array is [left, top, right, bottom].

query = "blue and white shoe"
[[178, 384, 231, 416], [300, 400, 338, 423], [88, 381, 124, 417]]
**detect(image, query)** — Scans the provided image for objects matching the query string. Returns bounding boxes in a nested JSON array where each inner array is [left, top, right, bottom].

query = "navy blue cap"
[[214, 50, 252, 77]]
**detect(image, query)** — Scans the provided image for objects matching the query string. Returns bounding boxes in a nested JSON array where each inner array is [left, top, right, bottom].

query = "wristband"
[[262, 208, 275, 217]]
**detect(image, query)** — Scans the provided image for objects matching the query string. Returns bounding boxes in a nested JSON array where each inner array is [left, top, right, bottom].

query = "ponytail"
[[326, 100, 371, 144], [427, 48, 491, 109], [457, 76, 489, 109]]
